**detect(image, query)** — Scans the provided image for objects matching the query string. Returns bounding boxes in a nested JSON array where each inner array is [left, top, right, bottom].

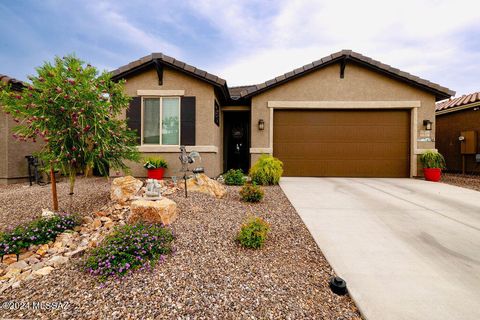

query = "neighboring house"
[[436, 92, 480, 174], [0, 74, 40, 184], [112, 50, 454, 178]]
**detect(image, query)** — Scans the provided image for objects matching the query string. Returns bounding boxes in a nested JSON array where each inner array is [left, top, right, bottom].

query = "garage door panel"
[[275, 125, 408, 143], [281, 159, 409, 177], [273, 109, 410, 177], [276, 142, 408, 160]]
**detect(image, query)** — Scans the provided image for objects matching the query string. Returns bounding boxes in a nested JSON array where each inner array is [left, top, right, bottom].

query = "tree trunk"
[[50, 165, 59, 211], [69, 170, 76, 195]]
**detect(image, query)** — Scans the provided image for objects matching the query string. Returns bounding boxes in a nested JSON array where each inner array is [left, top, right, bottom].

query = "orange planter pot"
[[147, 168, 165, 180], [423, 168, 441, 182]]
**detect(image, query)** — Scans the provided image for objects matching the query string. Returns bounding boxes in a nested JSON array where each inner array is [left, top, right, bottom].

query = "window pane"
[[143, 98, 160, 144], [162, 98, 180, 145]]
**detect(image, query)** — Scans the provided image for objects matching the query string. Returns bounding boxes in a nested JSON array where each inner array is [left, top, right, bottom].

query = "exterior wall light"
[[258, 119, 265, 130], [423, 120, 433, 131]]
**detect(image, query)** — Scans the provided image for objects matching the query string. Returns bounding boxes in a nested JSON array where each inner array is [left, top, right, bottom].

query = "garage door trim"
[[262, 100, 420, 177]]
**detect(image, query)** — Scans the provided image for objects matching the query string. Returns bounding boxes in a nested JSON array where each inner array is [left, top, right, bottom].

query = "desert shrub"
[[223, 169, 245, 185], [240, 184, 264, 203], [0, 214, 80, 256], [237, 216, 270, 249], [420, 151, 446, 169], [143, 157, 168, 169], [85, 223, 174, 281], [249, 155, 283, 185]]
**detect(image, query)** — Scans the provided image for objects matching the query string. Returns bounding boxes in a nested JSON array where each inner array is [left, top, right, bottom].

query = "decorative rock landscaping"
[[128, 198, 178, 225], [180, 173, 227, 198], [0, 177, 360, 319]]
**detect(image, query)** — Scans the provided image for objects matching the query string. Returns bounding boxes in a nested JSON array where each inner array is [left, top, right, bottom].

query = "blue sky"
[[1, 0, 479, 97]]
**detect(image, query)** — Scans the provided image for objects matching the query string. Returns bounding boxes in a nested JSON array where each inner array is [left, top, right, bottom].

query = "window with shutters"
[[142, 97, 180, 145]]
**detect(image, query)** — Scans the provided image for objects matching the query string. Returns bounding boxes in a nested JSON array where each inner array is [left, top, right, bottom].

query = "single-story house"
[[436, 92, 480, 174], [111, 50, 454, 178], [0, 74, 40, 184]]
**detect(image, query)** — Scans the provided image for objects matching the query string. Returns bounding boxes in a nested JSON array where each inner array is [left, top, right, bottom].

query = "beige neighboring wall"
[[0, 105, 41, 184], [250, 62, 437, 176], [119, 66, 223, 177]]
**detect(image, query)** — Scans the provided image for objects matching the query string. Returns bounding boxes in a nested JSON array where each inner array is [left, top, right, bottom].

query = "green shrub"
[[85, 223, 174, 281], [0, 214, 80, 256], [223, 168, 245, 185], [420, 151, 446, 169], [249, 155, 283, 185], [240, 184, 264, 203], [143, 157, 168, 169], [237, 216, 270, 249]]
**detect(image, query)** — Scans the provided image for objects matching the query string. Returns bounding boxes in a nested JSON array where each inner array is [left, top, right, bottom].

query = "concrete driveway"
[[280, 178, 480, 320]]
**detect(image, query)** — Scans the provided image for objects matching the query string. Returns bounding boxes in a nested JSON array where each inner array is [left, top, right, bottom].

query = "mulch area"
[[0, 177, 111, 232], [0, 179, 361, 319], [441, 173, 480, 192]]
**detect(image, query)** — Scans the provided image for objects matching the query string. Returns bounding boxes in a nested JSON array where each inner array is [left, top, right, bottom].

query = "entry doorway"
[[223, 111, 250, 173]]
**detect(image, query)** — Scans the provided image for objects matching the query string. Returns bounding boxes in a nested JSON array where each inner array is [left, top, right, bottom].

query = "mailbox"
[[460, 131, 477, 154]]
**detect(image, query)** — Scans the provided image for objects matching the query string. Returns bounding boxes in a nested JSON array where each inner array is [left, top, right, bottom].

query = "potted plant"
[[419, 150, 446, 182], [143, 157, 168, 180]]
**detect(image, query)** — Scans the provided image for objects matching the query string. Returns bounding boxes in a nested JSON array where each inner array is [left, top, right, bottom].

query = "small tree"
[[0, 54, 139, 198]]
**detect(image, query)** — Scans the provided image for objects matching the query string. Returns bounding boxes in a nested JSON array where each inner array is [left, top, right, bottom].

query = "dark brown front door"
[[224, 111, 250, 173], [273, 109, 410, 177]]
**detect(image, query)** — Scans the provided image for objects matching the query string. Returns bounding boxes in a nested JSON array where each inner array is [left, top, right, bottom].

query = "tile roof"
[[228, 85, 256, 99], [111, 53, 227, 87], [111, 50, 455, 102], [237, 50, 455, 101], [0, 74, 25, 90], [436, 91, 480, 112]]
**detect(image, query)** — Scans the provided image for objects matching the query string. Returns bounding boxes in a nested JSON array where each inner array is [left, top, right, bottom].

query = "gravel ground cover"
[[441, 173, 480, 192], [0, 177, 111, 232], [0, 181, 361, 319]]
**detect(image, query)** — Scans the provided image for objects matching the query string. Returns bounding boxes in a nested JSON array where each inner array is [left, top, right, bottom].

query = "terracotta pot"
[[423, 168, 441, 182], [147, 168, 165, 180]]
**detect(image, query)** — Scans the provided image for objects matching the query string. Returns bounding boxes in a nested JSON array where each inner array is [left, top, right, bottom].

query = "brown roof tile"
[[111, 50, 454, 102], [238, 49, 455, 100], [436, 91, 480, 112], [111, 53, 227, 89], [229, 85, 256, 98]]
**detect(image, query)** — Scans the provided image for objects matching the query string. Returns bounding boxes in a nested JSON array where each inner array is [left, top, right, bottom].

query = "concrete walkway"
[[280, 178, 480, 320]]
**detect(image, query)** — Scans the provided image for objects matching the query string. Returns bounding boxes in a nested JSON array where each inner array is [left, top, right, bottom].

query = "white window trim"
[[138, 145, 218, 153], [141, 96, 181, 146], [137, 90, 185, 96]]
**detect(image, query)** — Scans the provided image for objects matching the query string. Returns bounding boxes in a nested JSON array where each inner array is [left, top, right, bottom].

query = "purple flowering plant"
[[0, 213, 80, 257], [85, 223, 174, 281]]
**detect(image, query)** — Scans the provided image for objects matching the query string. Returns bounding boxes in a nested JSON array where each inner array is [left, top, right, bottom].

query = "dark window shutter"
[[127, 96, 141, 145], [181, 96, 196, 146]]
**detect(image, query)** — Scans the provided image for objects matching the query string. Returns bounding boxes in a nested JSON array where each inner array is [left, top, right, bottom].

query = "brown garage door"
[[273, 109, 410, 177]]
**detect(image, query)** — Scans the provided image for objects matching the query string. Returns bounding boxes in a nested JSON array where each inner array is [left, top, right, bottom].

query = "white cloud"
[[86, 1, 182, 58], [206, 0, 480, 95]]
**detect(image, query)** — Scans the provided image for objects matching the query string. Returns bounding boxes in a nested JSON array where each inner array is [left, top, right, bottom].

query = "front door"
[[224, 111, 250, 173]]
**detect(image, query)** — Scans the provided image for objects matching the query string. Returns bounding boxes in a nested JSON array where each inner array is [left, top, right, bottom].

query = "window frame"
[[140, 96, 181, 146]]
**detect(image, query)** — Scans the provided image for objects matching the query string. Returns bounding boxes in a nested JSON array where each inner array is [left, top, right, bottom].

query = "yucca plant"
[[143, 157, 168, 169], [420, 151, 446, 169]]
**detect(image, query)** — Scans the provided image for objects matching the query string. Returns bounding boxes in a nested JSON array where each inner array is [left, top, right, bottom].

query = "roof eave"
[[240, 51, 455, 101]]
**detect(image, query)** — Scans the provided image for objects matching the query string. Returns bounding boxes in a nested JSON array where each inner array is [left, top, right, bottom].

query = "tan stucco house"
[[0, 74, 40, 184], [111, 50, 454, 178], [0, 50, 455, 184]]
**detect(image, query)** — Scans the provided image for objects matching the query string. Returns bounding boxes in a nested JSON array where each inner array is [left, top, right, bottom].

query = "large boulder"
[[111, 176, 143, 204], [180, 173, 226, 198], [128, 198, 177, 225]]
